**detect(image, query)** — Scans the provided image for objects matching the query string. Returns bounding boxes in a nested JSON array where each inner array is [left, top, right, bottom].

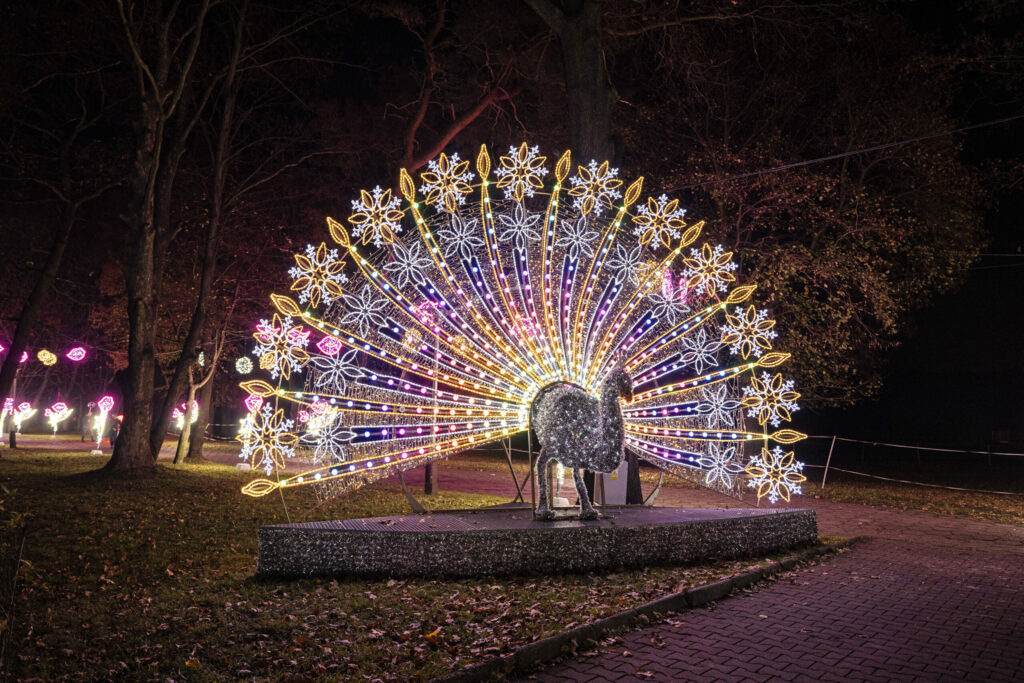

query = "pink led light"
[[316, 335, 343, 356], [97, 396, 115, 413], [19, 352, 28, 363], [66, 347, 87, 361], [172, 407, 183, 419], [50, 401, 68, 414], [286, 327, 310, 346], [309, 400, 328, 415], [0, 343, 4, 353], [244, 394, 264, 414], [17, 402, 31, 412], [297, 410, 310, 423]]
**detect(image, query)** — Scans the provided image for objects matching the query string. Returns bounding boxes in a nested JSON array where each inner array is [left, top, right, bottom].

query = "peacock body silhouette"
[[237, 143, 808, 513]]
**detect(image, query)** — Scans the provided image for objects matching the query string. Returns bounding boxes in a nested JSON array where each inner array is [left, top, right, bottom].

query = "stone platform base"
[[257, 506, 818, 579]]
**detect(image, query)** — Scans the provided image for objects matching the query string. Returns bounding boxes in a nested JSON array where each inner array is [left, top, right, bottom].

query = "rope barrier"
[[802, 463, 1024, 496], [806, 435, 1024, 458]]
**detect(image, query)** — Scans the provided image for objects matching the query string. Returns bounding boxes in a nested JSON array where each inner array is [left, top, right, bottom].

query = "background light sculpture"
[[93, 395, 115, 450], [44, 401, 73, 435], [13, 402, 36, 433], [237, 143, 806, 504], [66, 347, 87, 361]]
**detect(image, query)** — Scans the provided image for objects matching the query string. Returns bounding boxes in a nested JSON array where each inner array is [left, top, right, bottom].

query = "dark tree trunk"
[[525, 0, 615, 162], [424, 462, 438, 494], [528, 0, 639, 502], [185, 367, 215, 461]]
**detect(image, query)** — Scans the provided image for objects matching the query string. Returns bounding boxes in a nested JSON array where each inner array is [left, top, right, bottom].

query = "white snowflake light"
[[746, 446, 806, 503], [288, 243, 348, 306], [722, 305, 777, 359], [568, 160, 622, 216], [419, 152, 474, 212], [495, 143, 548, 201], [742, 372, 800, 427], [349, 186, 403, 248], [633, 194, 686, 248]]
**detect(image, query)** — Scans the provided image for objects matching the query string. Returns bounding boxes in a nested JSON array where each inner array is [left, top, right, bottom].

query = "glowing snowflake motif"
[[742, 372, 800, 427], [420, 152, 475, 212], [438, 214, 484, 261], [300, 410, 353, 465], [606, 242, 647, 286], [682, 243, 738, 297], [339, 284, 389, 338], [648, 290, 690, 325], [633, 194, 686, 248], [696, 383, 742, 428], [746, 446, 806, 503], [288, 243, 348, 307], [555, 214, 599, 262], [384, 239, 431, 288], [307, 347, 364, 394], [678, 326, 721, 374], [722, 305, 777, 359], [497, 201, 542, 253], [349, 186, 404, 248], [252, 315, 310, 380], [236, 405, 298, 475], [495, 143, 548, 201], [568, 160, 623, 216], [697, 443, 745, 489]]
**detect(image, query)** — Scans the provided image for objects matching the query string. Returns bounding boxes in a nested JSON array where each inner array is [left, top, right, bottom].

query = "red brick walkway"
[[523, 497, 1024, 682]]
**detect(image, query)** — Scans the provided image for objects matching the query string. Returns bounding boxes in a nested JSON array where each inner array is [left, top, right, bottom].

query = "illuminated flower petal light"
[[237, 142, 805, 504], [66, 347, 87, 361]]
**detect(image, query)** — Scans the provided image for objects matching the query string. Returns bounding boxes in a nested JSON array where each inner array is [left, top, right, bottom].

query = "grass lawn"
[[0, 450, 816, 681], [813, 474, 1024, 525]]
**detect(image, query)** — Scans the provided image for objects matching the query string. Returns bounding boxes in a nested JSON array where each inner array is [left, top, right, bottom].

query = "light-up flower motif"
[[37, 349, 57, 366], [237, 404, 298, 474], [338, 285, 389, 338], [301, 410, 354, 465], [235, 356, 253, 374], [606, 242, 647, 286], [568, 160, 623, 216], [243, 393, 264, 414], [252, 315, 311, 380], [696, 383, 741, 428], [697, 443, 745, 489], [66, 347, 87, 361], [633, 194, 686, 248], [308, 347, 364, 394], [438, 214, 484, 261], [348, 186, 404, 247], [288, 242, 348, 307], [384, 239, 431, 288], [682, 243, 738, 297], [316, 335, 343, 356], [746, 446, 806, 503], [97, 395, 115, 413], [648, 291, 690, 325], [678, 326, 722, 374], [419, 152, 474, 212], [722, 305, 777, 359], [495, 143, 548, 201], [497, 201, 543, 252], [555, 215, 598, 262], [742, 372, 800, 427]]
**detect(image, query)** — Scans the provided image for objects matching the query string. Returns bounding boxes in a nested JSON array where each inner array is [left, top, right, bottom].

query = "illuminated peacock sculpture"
[[236, 143, 808, 512]]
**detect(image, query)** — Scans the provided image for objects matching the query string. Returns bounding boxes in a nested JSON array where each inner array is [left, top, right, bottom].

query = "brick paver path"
[[525, 495, 1024, 682]]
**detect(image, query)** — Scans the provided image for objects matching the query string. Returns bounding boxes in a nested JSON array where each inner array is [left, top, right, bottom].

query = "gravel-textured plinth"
[[257, 506, 817, 579]]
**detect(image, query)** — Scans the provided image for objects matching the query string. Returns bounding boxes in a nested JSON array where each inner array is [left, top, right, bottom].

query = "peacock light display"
[[237, 143, 808, 510]]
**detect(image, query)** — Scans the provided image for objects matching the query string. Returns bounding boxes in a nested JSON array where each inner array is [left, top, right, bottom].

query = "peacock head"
[[606, 367, 633, 403]]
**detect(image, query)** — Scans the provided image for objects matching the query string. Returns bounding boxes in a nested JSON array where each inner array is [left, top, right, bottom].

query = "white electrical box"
[[594, 460, 628, 505]]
